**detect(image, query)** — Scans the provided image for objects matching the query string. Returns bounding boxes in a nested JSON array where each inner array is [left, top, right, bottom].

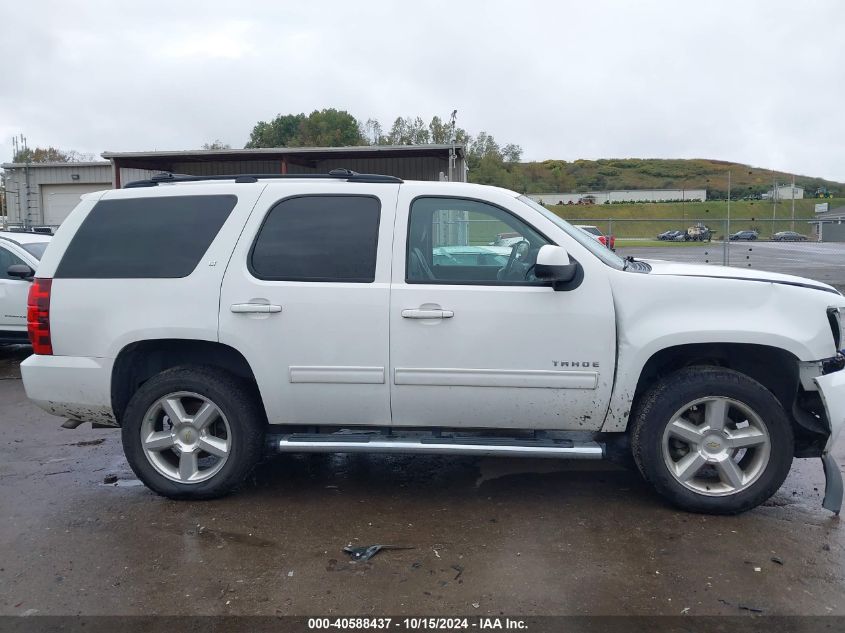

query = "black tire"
[[121, 366, 265, 500], [630, 366, 794, 515]]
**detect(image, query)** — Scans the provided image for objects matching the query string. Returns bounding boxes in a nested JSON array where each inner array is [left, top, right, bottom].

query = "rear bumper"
[[20, 354, 117, 426], [813, 370, 845, 513]]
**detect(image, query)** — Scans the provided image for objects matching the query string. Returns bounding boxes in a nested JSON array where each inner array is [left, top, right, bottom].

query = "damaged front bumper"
[[813, 369, 845, 514]]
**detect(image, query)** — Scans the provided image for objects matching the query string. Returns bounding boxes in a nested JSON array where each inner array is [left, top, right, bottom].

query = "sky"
[[1, 0, 843, 180]]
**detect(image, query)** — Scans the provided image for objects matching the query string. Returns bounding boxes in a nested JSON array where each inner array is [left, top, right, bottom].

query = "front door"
[[219, 184, 399, 426], [389, 189, 616, 430], [0, 244, 31, 334]]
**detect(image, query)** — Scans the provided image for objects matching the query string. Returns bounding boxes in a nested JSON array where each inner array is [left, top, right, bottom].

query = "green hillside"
[[472, 158, 845, 199], [548, 198, 845, 240]]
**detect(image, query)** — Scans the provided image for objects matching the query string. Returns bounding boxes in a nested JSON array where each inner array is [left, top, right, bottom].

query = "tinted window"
[[407, 197, 549, 285], [250, 196, 380, 282], [55, 195, 237, 279], [21, 242, 48, 259], [0, 245, 27, 278]]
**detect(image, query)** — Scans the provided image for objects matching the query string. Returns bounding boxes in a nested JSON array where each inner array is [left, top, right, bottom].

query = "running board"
[[274, 433, 604, 459]]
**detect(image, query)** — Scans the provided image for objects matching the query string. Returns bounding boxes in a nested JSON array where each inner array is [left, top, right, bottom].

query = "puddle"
[[475, 457, 620, 487], [100, 478, 145, 488]]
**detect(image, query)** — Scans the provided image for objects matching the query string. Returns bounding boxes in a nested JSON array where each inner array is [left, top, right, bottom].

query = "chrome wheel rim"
[[661, 396, 771, 496], [140, 391, 231, 484]]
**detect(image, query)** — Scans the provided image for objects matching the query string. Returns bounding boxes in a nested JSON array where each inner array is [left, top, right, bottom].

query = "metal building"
[[529, 188, 707, 206], [104, 145, 466, 189], [1, 162, 112, 227], [762, 184, 804, 201], [3, 145, 466, 228]]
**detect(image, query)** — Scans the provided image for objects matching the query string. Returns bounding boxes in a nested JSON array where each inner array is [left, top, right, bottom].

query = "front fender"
[[601, 272, 841, 432]]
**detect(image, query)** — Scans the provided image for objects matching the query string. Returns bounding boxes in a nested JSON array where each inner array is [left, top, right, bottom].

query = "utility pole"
[[772, 174, 777, 226], [448, 109, 457, 182], [723, 170, 731, 265], [791, 174, 796, 232]]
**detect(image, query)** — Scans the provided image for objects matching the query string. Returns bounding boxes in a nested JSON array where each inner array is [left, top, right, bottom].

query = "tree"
[[245, 109, 365, 148], [13, 146, 93, 163], [202, 139, 231, 150], [502, 144, 523, 163], [296, 109, 366, 146], [360, 118, 384, 145], [245, 113, 306, 148], [383, 116, 430, 145], [428, 116, 450, 144]]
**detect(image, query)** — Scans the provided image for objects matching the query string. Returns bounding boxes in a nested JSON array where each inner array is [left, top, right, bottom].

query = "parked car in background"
[[686, 224, 711, 241], [575, 225, 615, 250], [490, 232, 525, 248], [658, 230, 687, 241], [730, 230, 758, 241], [773, 231, 808, 242], [0, 231, 52, 344]]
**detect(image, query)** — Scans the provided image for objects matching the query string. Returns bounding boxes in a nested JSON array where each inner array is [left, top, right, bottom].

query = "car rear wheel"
[[121, 366, 265, 499], [630, 366, 794, 514]]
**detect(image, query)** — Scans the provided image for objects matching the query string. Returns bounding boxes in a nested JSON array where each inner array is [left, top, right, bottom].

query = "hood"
[[642, 259, 840, 295]]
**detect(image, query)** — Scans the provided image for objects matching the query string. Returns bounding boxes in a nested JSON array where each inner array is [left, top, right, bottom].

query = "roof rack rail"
[[123, 169, 403, 188]]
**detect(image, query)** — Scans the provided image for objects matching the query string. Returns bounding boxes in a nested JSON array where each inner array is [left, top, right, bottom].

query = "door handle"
[[231, 303, 282, 314], [401, 309, 454, 319]]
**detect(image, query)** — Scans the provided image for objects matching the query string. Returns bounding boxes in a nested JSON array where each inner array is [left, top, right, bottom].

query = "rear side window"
[[250, 195, 380, 282], [55, 195, 237, 279]]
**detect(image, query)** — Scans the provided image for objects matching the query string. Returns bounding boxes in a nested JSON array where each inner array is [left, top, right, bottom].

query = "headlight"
[[827, 307, 842, 349]]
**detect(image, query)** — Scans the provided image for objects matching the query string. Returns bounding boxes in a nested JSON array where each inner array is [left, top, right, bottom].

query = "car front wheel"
[[630, 366, 794, 514]]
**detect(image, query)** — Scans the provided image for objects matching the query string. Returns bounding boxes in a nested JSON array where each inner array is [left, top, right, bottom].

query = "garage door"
[[41, 183, 109, 225]]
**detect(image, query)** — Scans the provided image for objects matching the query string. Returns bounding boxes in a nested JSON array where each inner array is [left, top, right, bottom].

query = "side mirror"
[[7, 264, 35, 281], [535, 245, 580, 291]]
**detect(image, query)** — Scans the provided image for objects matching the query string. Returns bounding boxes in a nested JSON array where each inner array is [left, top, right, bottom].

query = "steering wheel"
[[500, 240, 531, 281]]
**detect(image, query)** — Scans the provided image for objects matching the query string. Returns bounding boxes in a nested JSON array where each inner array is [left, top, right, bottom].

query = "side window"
[[250, 195, 380, 283], [55, 195, 237, 279], [407, 197, 550, 284], [0, 245, 26, 279]]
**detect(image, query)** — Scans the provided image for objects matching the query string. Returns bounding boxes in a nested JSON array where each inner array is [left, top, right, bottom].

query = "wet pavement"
[[0, 346, 843, 617]]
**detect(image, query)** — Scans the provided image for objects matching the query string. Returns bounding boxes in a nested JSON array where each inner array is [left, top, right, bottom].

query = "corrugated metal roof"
[[102, 144, 465, 160], [1, 161, 110, 168]]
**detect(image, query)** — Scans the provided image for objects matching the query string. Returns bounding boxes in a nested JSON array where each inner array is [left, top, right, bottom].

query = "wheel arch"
[[610, 342, 828, 457], [632, 343, 799, 413], [603, 341, 799, 430], [111, 339, 266, 426]]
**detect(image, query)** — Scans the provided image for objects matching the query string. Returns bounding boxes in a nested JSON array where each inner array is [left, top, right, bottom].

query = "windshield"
[[518, 195, 626, 270], [578, 226, 602, 236], [21, 242, 48, 260]]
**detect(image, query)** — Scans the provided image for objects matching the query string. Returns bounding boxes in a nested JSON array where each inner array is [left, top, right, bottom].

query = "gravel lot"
[[0, 345, 843, 618]]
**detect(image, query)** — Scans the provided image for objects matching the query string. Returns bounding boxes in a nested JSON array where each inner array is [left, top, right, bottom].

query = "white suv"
[[0, 231, 51, 344], [20, 171, 845, 515]]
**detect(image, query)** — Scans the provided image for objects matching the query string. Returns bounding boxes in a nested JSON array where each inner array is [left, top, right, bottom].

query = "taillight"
[[27, 278, 53, 355]]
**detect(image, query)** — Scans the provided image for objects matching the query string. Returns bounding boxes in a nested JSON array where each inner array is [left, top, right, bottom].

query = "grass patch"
[[549, 198, 844, 240]]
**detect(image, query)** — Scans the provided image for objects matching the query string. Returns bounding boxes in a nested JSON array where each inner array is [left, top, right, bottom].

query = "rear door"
[[218, 183, 399, 426]]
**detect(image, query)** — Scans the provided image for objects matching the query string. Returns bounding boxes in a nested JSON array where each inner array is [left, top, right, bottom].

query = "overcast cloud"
[[1, 0, 843, 180]]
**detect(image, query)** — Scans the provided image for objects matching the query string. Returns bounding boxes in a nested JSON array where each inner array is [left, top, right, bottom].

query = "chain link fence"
[[570, 217, 819, 265]]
